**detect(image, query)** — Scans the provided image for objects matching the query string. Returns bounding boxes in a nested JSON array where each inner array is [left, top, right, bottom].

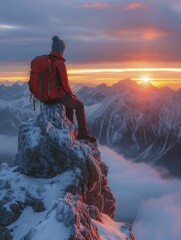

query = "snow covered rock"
[[0, 104, 135, 240], [16, 104, 75, 178]]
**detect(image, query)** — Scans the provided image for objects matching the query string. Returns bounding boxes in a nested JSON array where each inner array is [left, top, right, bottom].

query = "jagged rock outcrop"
[[0, 104, 135, 240]]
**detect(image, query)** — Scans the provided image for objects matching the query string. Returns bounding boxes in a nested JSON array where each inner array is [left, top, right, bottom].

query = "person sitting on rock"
[[48, 36, 96, 143]]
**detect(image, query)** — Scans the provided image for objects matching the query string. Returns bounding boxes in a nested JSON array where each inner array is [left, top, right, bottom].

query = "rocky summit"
[[0, 104, 135, 240]]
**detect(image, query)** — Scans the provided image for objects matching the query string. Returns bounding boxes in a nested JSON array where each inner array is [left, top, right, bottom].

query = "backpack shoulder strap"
[[48, 54, 59, 63]]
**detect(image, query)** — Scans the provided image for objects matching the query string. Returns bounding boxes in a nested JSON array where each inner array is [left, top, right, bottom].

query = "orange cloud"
[[125, 3, 148, 10], [108, 26, 171, 41], [143, 28, 170, 40], [82, 2, 109, 9]]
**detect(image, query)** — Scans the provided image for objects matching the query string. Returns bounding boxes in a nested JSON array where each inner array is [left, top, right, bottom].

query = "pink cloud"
[[107, 26, 172, 41], [82, 2, 109, 9], [125, 3, 148, 11]]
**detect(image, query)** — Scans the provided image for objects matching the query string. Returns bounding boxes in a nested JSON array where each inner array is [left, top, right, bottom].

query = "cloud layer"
[[0, 135, 18, 164], [0, 0, 181, 66], [100, 146, 181, 240]]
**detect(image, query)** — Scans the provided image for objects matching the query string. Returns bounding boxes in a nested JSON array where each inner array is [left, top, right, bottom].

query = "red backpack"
[[28, 55, 65, 103]]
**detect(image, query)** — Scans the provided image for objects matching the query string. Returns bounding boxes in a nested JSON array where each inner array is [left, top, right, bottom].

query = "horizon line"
[[69, 68, 181, 74]]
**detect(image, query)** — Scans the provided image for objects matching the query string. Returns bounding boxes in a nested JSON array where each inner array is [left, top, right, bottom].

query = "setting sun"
[[142, 77, 151, 83]]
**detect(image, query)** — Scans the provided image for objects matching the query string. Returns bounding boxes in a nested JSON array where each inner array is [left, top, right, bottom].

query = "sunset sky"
[[0, 0, 181, 89]]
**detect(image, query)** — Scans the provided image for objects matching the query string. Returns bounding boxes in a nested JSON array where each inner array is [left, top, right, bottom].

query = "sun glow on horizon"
[[142, 77, 152, 83], [67, 67, 181, 89], [68, 68, 181, 74], [0, 67, 180, 90]]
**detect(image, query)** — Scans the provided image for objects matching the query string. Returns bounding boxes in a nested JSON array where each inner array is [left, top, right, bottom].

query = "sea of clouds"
[[0, 134, 18, 164], [100, 145, 181, 240]]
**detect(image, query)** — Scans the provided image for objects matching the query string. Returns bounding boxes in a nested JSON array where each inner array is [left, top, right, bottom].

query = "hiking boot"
[[77, 127, 97, 143], [77, 134, 97, 143]]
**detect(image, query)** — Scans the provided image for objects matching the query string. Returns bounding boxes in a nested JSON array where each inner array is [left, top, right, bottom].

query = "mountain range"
[[0, 80, 180, 176], [0, 83, 36, 134], [77, 79, 181, 176], [0, 81, 93, 135]]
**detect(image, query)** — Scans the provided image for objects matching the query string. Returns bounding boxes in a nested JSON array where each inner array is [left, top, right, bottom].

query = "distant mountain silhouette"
[[0, 80, 180, 176], [77, 79, 181, 177], [0, 82, 93, 135], [0, 80, 25, 86]]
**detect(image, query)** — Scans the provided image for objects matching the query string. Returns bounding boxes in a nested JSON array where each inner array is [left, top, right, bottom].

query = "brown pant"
[[62, 94, 88, 136]]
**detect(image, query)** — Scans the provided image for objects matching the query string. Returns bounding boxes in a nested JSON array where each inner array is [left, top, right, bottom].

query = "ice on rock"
[[0, 104, 135, 240]]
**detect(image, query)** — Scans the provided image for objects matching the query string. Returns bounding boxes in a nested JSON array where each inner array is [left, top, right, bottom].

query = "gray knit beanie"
[[51, 36, 66, 54]]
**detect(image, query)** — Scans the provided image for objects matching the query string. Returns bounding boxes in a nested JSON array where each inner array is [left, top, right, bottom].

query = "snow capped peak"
[[96, 83, 108, 89], [0, 80, 25, 86], [0, 104, 135, 240], [112, 78, 137, 89], [78, 80, 181, 176], [139, 80, 155, 89]]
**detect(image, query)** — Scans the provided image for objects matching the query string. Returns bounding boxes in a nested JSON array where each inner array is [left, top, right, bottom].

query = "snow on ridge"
[[0, 104, 135, 240]]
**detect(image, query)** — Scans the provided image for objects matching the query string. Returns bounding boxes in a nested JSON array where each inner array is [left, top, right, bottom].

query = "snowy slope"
[[78, 79, 181, 176], [0, 80, 25, 86], [0, 83, 36, 134], [0, 164, 135, 240], [0, 104, 135, 240], [0, 165, 73, 240]]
